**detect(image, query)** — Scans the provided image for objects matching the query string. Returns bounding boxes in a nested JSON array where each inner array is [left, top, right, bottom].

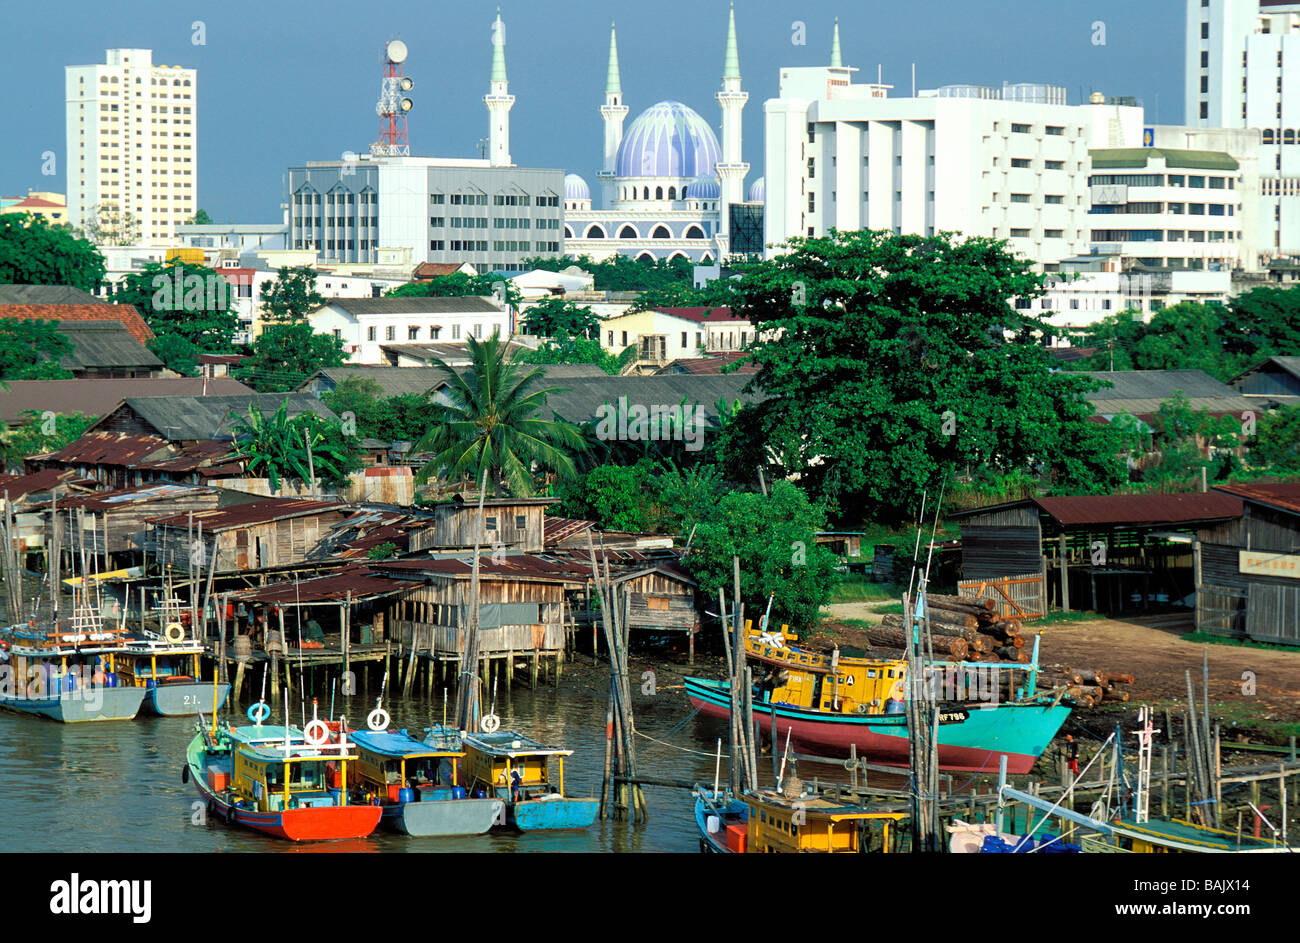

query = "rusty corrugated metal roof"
[[1214, 481, 1300, 516], [29, 482, 214, 511], [149, 498, 344, 530], [228, 565, 418, 605], [0, 469, 97, 500], [542, 516, 595, 545], [953, 493, 1243, 528], [374, 554, 588, 582]]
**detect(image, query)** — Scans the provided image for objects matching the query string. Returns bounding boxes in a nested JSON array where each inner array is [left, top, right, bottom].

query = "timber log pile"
[[1034, 666, 1136, 708], [878, 593, 1027, 663]]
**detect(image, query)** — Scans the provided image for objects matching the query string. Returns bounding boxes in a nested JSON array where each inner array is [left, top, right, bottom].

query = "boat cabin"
[[226, 725, 356, 813], [743, 791, 907, 854], [461, 731, 571, 801], [746, 628, 908, 716], [348, 729, 465, 803], [116, 637, 204, 688]]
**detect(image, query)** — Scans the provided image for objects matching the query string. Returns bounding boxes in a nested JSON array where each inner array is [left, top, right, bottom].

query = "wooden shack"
[[409, 496, 557, 554], [150, 498, 349, 574], [374, 555, 586, 659], [44, 483, 227, 570], [1197, 482, 1300, 644], [612, 563, 698, 635]]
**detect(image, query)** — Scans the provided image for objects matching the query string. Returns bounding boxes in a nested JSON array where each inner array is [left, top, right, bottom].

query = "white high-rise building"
[[764, 41, 1144, 269], [65, 49, 197, 244], [1187, 0, 1300, 256]]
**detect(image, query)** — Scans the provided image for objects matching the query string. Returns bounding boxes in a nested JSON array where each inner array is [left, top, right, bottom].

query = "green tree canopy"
[[0, 319, 75, 380], [0, 213, 106, 292], [261, 266, 325, 324], [321, 375, 434, 443], [718, 230, 1126, 525], [188, 209, 214, 225], [518, 332, 631, 375], [1249, 404, 1300, 473], [1, 410, 92, 469], [413, 332, 587, 495], [235, 321, 348, 392], [148, 333, 201, 377], [386, 272, 522, 307], [519, 299, 600, 339], [1224, 285, 1300, 363], [1065, 302, 1251, 382], [111, 259, 240, 351], [682, 481, 837, 632]]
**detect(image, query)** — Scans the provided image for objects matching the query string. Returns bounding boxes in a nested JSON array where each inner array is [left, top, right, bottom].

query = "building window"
[[367, 327, 376, 341], [515, 515, 526, 530], [1010, 228, 1031, 237], [409, 326, 420, 340], [1010, 193, 1031, 203], [1011, 123, 1032, 134], [1011, 158, 1031, 168], [485, 516, 497, 531]]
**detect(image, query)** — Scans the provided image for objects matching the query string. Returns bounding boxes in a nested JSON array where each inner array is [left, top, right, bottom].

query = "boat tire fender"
[[181, 764, 190, 784]]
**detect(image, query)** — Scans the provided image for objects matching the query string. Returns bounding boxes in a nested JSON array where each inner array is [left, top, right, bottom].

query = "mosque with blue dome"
[[562, 7, 764, 265]]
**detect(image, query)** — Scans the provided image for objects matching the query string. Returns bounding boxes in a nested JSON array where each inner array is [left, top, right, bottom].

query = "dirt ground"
[[824, 603, 1300, 735]]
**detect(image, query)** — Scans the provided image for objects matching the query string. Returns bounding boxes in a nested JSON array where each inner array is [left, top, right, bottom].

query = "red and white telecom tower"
[[371, 40, 413, 157]]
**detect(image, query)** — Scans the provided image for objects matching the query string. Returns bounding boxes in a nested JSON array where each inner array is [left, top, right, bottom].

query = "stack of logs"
[[1036, 666, 1135, 708], [876, 594, 1027, 663]]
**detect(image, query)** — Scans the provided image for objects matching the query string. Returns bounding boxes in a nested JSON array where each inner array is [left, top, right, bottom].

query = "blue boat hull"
[[686, 676, 1069, 774], [145, 681, 230, 717], [693, 793, 748, 853], [509, 797, 599, 831]]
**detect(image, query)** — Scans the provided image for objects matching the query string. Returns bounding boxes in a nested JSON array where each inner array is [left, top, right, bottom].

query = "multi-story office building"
[[65, 49, 197, 243], [1087, 146, 1249, 270], [764, 55, 1144, 269], [285, 157, 564, 272], [1187, 0, 1300, 256]]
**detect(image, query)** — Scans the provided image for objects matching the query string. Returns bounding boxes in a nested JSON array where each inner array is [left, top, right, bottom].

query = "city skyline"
[[1, 0, 1184, 223]]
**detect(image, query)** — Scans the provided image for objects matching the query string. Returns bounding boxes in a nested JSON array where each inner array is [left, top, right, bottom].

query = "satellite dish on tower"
[[386, 40, 408, 64]]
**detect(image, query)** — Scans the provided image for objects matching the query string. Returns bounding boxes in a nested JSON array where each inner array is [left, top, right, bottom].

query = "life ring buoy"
[[164, 623, 185, 644], [367, 708, 390, 731], [303, 719, 329, 746], [480, 713, 500, 733], [247, 701, 271, 723]]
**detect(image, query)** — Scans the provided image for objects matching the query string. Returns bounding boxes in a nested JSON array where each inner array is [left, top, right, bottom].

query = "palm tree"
[[414, 332, 586, 496]]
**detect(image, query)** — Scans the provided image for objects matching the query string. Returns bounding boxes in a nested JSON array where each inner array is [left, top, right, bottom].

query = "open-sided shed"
[[949, 493, 1244, 619]]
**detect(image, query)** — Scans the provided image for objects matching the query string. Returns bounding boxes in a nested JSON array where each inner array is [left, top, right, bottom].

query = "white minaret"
[[597, 23, 628, 209], [485, 9, 514, 167], [714, 3, 748, 257]]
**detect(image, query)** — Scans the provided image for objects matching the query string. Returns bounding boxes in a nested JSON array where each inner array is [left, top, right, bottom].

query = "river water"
[[0, 654, 858, 853]]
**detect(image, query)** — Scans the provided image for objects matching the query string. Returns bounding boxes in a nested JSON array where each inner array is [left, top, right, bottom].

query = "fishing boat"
[[0, 612, 145, 722], [685, 625, 1069, 774], [117, 633, 229, 717], [461, 730, 598, 831], [693, 784, 907, 853], [348, 727, 503, 836], [184, 716, 382, 841]]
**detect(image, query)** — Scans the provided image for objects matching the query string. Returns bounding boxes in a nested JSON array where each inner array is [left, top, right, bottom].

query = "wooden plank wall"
[[386, 578, 566, 653], [412, 503, 546, 552], [959, 524, 1043, 580]]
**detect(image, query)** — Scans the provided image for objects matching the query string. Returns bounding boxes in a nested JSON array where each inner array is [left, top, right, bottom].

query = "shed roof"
[[94, 393, 337, 441], [373, 554, 588, 583], [1081, 369, 1257, 418], [950, 492, 1244, 530], [0, 469, 97, 501], [149, 497, 344, 530], [0, 378, 252, 425], [1214, 481, 1300, 516], [54, 321, 162, 371], [0, 286, 107, 306], [227, 565, 417, 605], [518, 373, 759, 425]]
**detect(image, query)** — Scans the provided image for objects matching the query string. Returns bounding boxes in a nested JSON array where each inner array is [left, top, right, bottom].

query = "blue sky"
[[0, 0, 1185, 222]]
